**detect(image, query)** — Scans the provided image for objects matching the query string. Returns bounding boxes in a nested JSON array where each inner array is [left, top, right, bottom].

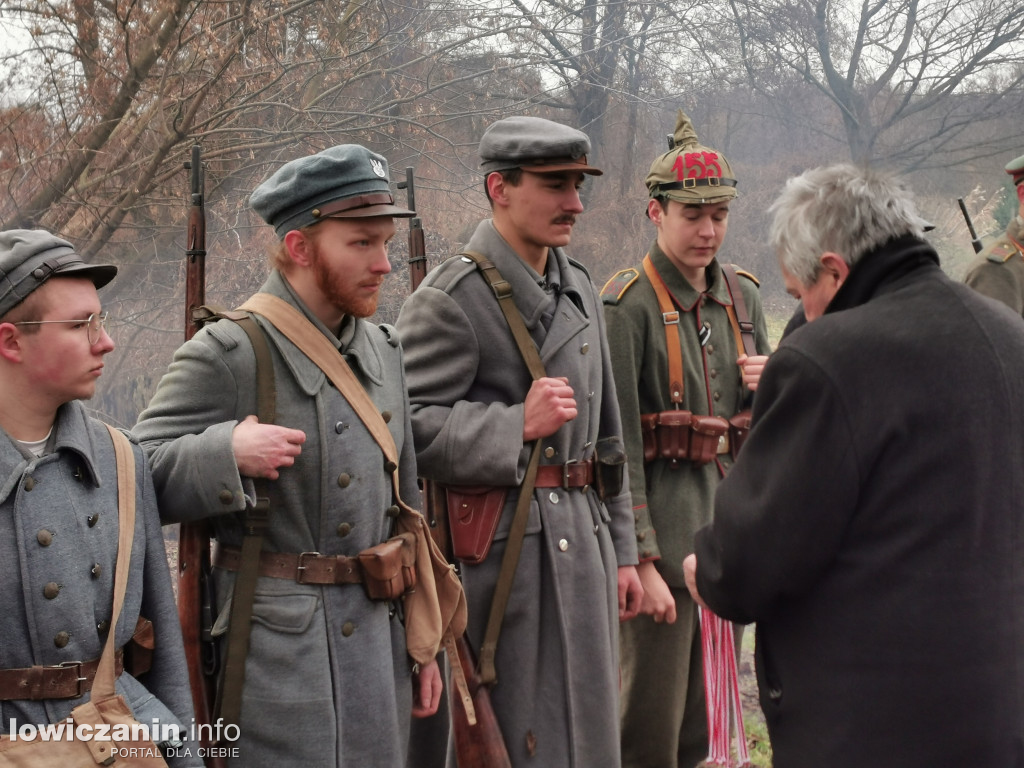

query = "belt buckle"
[[57, 661, 87, 698], [562, 460, 579, 490], [295, 551, 322, 585], [717, 433, 730, 455]]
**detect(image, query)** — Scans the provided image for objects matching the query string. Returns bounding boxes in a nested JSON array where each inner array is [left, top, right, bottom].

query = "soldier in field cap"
[[0, 230, 200, 766], [397, 116, 643, 767], [602, 109, 773, 768], [963, 153, 1024, 315], [135, 145, 465, 768]]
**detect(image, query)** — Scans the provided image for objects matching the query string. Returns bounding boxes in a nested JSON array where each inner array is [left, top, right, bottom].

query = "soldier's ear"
[[0, 323, 24, 364], [283, 229, 315, 269], [1016, 183, 1024, 205]]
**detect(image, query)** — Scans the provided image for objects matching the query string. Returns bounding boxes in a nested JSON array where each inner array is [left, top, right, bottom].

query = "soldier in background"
[[963, 154, 1024, 314], [602, 111, 771, 768]]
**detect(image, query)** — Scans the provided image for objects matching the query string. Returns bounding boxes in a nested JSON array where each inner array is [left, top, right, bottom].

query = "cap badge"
[[370, 159, 386, 178], [674, 151, 722, 181]]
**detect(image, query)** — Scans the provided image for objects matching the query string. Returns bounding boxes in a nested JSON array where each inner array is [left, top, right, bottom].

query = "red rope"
[[699, 606, 752, 767]]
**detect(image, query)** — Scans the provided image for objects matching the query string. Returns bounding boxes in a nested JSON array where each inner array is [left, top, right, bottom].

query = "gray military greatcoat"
[[134, 272, 421, 767], [396, 220, 638, 768], [0, 401, 200, 767]]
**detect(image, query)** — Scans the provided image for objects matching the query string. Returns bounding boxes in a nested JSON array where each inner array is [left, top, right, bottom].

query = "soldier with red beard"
[[135, 145, 458, 768]]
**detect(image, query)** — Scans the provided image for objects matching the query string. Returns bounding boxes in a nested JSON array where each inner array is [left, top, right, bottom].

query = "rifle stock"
[[451, 635, 511, 768], [179, 145, 225, 768]]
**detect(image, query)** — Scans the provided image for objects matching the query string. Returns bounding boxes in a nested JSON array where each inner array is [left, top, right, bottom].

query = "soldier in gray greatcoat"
[[0, 230, 199, 767], [134, 146, 454, 767], [396, 116, 643, 768], [963, 153, 1024, 314]]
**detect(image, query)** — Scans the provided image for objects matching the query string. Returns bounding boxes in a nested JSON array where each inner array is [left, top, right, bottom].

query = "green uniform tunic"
[[963, 216, 1024, 315]]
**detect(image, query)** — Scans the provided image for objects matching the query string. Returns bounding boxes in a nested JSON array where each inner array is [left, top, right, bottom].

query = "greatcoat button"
[[548, 492, 559, 504], [580, 342, 590, 354], [637, 531, 646, 542], [90, 564, 102, 579], [54, 631, 70, 648], [337, 473, 351, 488], [218, 490, 234, 505], [558, 539, 569, 552], [386, 505, 400, 519], [383, 459, 398, 473], [24, 476, 36, 491], [97, 620, 109, 634], [36, 530, 53, 546], [707, 344, 715, 354], [43, 582, 61, 599], [713, 391, 721, 401], [87, 513, 99, 527], [335, 421, 348, 433], [544, 447, 555, 458], [381, 411, 392, 423], [337, 522, 352, 537], [341, 622, 355, 637]]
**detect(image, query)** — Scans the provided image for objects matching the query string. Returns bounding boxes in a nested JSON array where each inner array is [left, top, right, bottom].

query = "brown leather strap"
[[214, 546, 364, 586], [533, 460, 594, 489], [720, 265, 758, 358], [642, 255, 685, 405], [0, 652, 125, 701]]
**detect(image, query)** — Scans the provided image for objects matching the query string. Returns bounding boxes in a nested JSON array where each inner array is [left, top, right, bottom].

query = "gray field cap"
[[479, 116, 603, 176], [0, 229, 117, 318], [250, 144, 414, 238]]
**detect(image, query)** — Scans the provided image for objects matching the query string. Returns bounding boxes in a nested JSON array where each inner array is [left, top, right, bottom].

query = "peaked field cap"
[[0, 229, 117, 317], [249, 144, 414, 238], [479, 116, 603, 175], [1005, 153, 1024, 186]]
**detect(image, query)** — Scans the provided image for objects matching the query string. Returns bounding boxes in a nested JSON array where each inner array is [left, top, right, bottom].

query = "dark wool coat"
[[396, 219, 638, 768], [0, 402, 200, 767], [135, 272, 421, 768], [695, 237, 1024, 768]]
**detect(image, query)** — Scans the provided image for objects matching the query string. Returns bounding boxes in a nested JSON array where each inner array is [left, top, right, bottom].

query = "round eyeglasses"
[[13, 311, 110, 345]]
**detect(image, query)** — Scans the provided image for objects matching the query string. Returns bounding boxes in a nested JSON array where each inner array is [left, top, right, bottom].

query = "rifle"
[[179, 145, 225, 768], [958, 197, 984, 254], [397, 168, 507, 767]]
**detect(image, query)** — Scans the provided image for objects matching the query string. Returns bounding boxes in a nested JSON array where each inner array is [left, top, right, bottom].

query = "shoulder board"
[[986, 242, 1015, 263], [419, 253, 479, 292], [601, 268, 640, 305], [728, 265, 760, 287]]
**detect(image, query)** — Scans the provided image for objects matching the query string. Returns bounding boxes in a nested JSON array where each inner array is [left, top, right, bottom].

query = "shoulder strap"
[[92, 425, 136, 701], [720, 264, 758, 358], [460, 250, 544, 686], [641, 254, 685, 405]]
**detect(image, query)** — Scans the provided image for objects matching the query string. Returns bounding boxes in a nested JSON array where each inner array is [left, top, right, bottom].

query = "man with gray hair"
[[683, 164, 1024, 767]]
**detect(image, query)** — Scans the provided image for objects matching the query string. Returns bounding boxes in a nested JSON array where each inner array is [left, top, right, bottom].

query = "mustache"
[[553, 215, 577, 226]]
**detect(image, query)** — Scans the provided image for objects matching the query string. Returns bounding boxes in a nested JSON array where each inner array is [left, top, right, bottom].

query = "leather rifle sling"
[[460, 251, 544, 686], [642, 255, 685, 406], [720, 264, 758, 357], [213, 312, 276, 729]]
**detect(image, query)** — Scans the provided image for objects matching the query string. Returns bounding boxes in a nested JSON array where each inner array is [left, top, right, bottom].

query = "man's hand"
[[232, 414, 306, 480], [682, 554, 709, 612], [523, 376, 577, 441], [637, 561, 677, 624], [618, 565, 644, 621], [411, 658, 442, 718], [737, 354, 770, 392]]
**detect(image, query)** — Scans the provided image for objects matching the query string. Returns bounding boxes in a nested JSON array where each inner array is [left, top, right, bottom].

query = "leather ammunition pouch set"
[[640, 256, 756, 466], [207, 295, 466, 731], [0, 426, 170, 767]]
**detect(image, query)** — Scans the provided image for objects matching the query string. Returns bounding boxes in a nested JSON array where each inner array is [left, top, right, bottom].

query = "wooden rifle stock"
[[451, 634, 511, 768], [179, 145, 225, 768]]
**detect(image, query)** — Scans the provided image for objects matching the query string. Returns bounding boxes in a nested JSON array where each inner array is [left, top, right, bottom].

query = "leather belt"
[[534, 459, 594, 489], [214, 546, 364, 586], [0, 651, 124, 701]]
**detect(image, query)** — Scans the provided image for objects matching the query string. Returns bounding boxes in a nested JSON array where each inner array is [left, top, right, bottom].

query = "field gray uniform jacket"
[[134, 271, 421, 768], [0, 401, 200, 767], [396, 219, 638, 768], [696, 236, 1024, 767]]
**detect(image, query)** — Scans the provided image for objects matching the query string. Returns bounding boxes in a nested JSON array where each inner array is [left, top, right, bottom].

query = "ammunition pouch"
[[640, 411, 731, 465], [728, 409, 753, 459], [358, 532, 418, 602], [594, 436, 626, 500], [444, 485, 508, 565]]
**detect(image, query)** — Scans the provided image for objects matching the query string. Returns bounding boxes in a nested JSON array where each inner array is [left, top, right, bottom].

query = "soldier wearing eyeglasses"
[[0, 229, 200, 765]]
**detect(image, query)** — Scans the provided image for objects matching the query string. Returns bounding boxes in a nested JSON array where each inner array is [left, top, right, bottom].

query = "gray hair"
[[768, 164, 929, 286]]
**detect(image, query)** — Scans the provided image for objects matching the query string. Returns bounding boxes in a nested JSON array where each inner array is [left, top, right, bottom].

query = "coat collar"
[[254, 271, 385, 397], [0, 401, 102, 503], [648, 242, 732, 312]]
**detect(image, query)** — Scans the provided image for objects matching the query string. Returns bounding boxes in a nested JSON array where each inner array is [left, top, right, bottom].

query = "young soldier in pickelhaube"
[[963, 153, 1024, 315], [602, 110, 772, 768]]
